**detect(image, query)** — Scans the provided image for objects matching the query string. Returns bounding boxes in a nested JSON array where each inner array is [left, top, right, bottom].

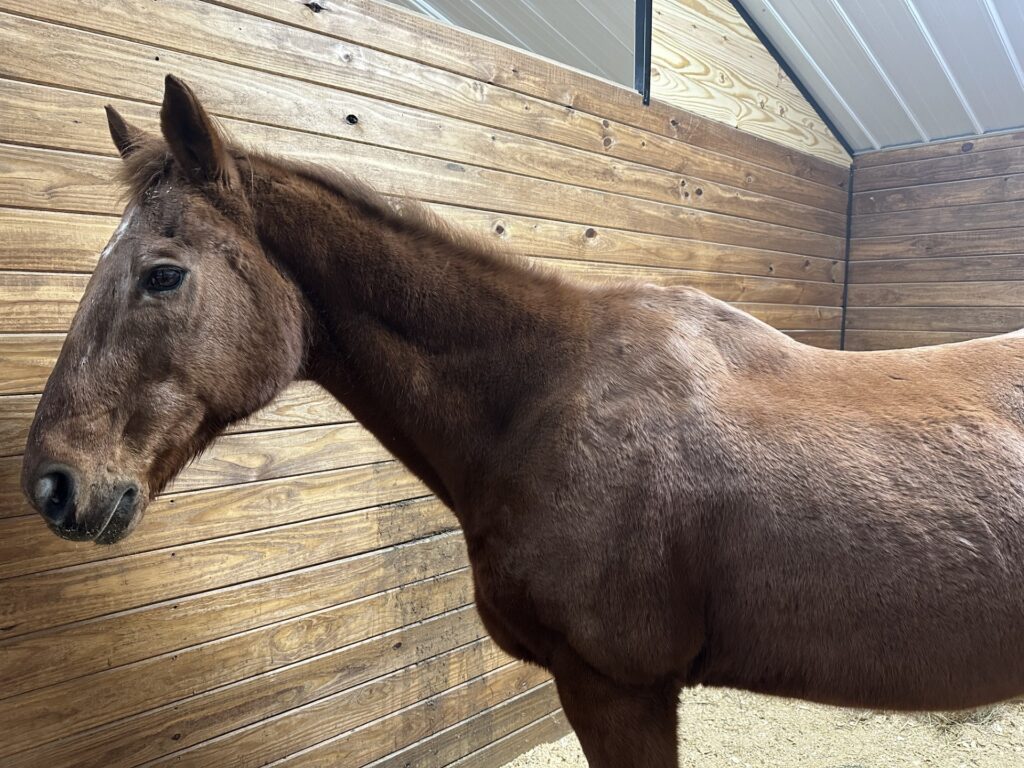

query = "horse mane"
[[115, 132, 562, 287], [255, 152, 562, 285]]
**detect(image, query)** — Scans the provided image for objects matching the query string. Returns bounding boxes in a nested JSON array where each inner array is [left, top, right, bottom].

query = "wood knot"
[[584, 227, 597, 238], [493, 223, 506, 235], [602, 136, 612, 148], [961, 141, 974, 153], [345, 114, 359, 125], [305, 1, 325, 12]]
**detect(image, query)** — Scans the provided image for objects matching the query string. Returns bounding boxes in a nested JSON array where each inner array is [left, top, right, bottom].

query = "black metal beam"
[[634, 0, 653, 105], [725, 0, 855, 157]]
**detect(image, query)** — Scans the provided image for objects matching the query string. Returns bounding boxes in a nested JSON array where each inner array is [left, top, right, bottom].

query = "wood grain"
[[210, 0, 851, 190], [851, 227, 1024, 261], [650, 0, 848, 166], [361, 682, 561, 768], [847, 281, 1024, 308], [848, 254, 1024, 284], [852, 199, 1024, 238], [853, 173, 1024, 215], [0, 572, 475, 758], [8, 604, 486, 768], [847, 137, 1024, 350], [0, 137, 842, 259], [451, 711, 570, 768], [845, 306, 1024, 333], [0, 198, 840, 283], [0, 60, 845, 230], [0, 334, 62, 395], [153, 648, 545, 768], [0, 460, 427, 579], [844, 330, 987, 351], [854, 130, 1024, 168], [0, 534, 467, 700], [855, 145, 1024, 192], [0, 497, 454, 639], [271, 671, 556, 767], [0, 260, 839, 339]]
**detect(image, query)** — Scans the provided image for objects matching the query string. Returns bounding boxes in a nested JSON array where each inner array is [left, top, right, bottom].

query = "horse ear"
[[105, 106, 147, 159], [160, 75, 233, 184]]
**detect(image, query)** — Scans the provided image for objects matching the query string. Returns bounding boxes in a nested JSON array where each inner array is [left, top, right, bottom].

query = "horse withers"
[[22, 76, 1024, 766]]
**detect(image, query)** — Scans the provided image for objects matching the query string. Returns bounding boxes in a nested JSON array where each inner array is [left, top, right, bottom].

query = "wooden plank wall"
[[0, 0, 847, 765], [847, 131, 1024, 350], [650, 0, 850, 166]]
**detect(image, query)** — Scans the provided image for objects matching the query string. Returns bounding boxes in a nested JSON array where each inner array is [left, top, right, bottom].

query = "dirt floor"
[[504, 687, 1024, 767]]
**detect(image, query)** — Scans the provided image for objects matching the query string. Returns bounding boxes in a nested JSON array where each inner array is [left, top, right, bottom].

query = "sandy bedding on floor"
[[503, 686, 1024, 767]]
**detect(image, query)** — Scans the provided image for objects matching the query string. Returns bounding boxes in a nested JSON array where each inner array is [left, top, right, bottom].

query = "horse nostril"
[[34, 469, 76, 527]]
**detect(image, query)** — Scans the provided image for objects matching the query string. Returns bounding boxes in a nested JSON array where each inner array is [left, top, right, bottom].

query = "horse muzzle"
[[25, 462, 143, 544]]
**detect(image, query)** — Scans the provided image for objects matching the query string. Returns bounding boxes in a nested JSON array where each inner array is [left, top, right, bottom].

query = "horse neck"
[[249, 158, 587, 509]]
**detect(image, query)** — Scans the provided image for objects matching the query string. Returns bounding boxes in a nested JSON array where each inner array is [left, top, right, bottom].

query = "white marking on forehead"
[[99, 204, 139, 261]]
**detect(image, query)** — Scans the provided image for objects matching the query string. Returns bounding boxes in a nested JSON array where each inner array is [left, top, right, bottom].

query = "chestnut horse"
[[22, 77, 1024, 766]]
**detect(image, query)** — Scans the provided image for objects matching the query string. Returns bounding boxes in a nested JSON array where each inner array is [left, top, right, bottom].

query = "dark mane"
[[256, 153, 558, 283], [116, 133, 561, 285]]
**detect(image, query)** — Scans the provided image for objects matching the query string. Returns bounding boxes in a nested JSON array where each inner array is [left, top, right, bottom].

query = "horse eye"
[[143, 265, 186, 293]]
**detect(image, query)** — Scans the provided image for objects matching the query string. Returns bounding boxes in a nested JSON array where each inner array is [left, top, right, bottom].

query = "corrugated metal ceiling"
[[737, 0, 1024, 153], [386, 0, 635, 86]]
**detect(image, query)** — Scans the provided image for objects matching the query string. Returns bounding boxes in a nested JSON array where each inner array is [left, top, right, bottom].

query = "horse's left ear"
[[160, 74, 235, 185], [105, 106, 149, 159]]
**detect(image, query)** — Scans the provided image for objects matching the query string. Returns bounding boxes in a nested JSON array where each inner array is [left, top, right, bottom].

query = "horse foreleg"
[[551, 646, 680, 768]]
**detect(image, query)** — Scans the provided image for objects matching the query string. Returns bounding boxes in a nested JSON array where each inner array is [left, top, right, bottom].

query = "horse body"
[[21, 77, 1024, 766], [469, 284, 1024, 710]]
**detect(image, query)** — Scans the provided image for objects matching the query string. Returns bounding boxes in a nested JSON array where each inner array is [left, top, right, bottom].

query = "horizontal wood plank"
[[0, 334, 61, 395], [0, 136, 843, 259], [0, 497, 453, 639], [0, 70, 844, 233], [8, 604, 484, 767], [450, 711, 570, 768], [854, 145, 1024, 192], [0, 207, 115, 273], [853, 173, 1024, 215], [852, 200, 1024, 238], [848, 281, 1024, 308], [0, 572, 474, 758], [152, 647, 545, 768], [428, 204, 841, 283], [0, 261, 839, 336], [854, 130, 1024, 169], [848, 254, 1024, 284], [361, 682, 561, 768], [844, 330, 988, 351], [845, 306, 1024, 333], [0, 534, 466, 700], [0, 460, 427, 579], [214, 0, 851, 189], [271, 673, 556, 768], [850, 227, 1024, 261]]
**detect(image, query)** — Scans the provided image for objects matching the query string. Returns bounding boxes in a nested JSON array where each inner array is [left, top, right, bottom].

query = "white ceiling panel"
[[739, 0, 1024, 152]]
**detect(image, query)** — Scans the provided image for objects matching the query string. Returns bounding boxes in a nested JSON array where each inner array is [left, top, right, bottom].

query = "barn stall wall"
[[846, 131, 1024, 351], [0, 0, 847, 765]]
